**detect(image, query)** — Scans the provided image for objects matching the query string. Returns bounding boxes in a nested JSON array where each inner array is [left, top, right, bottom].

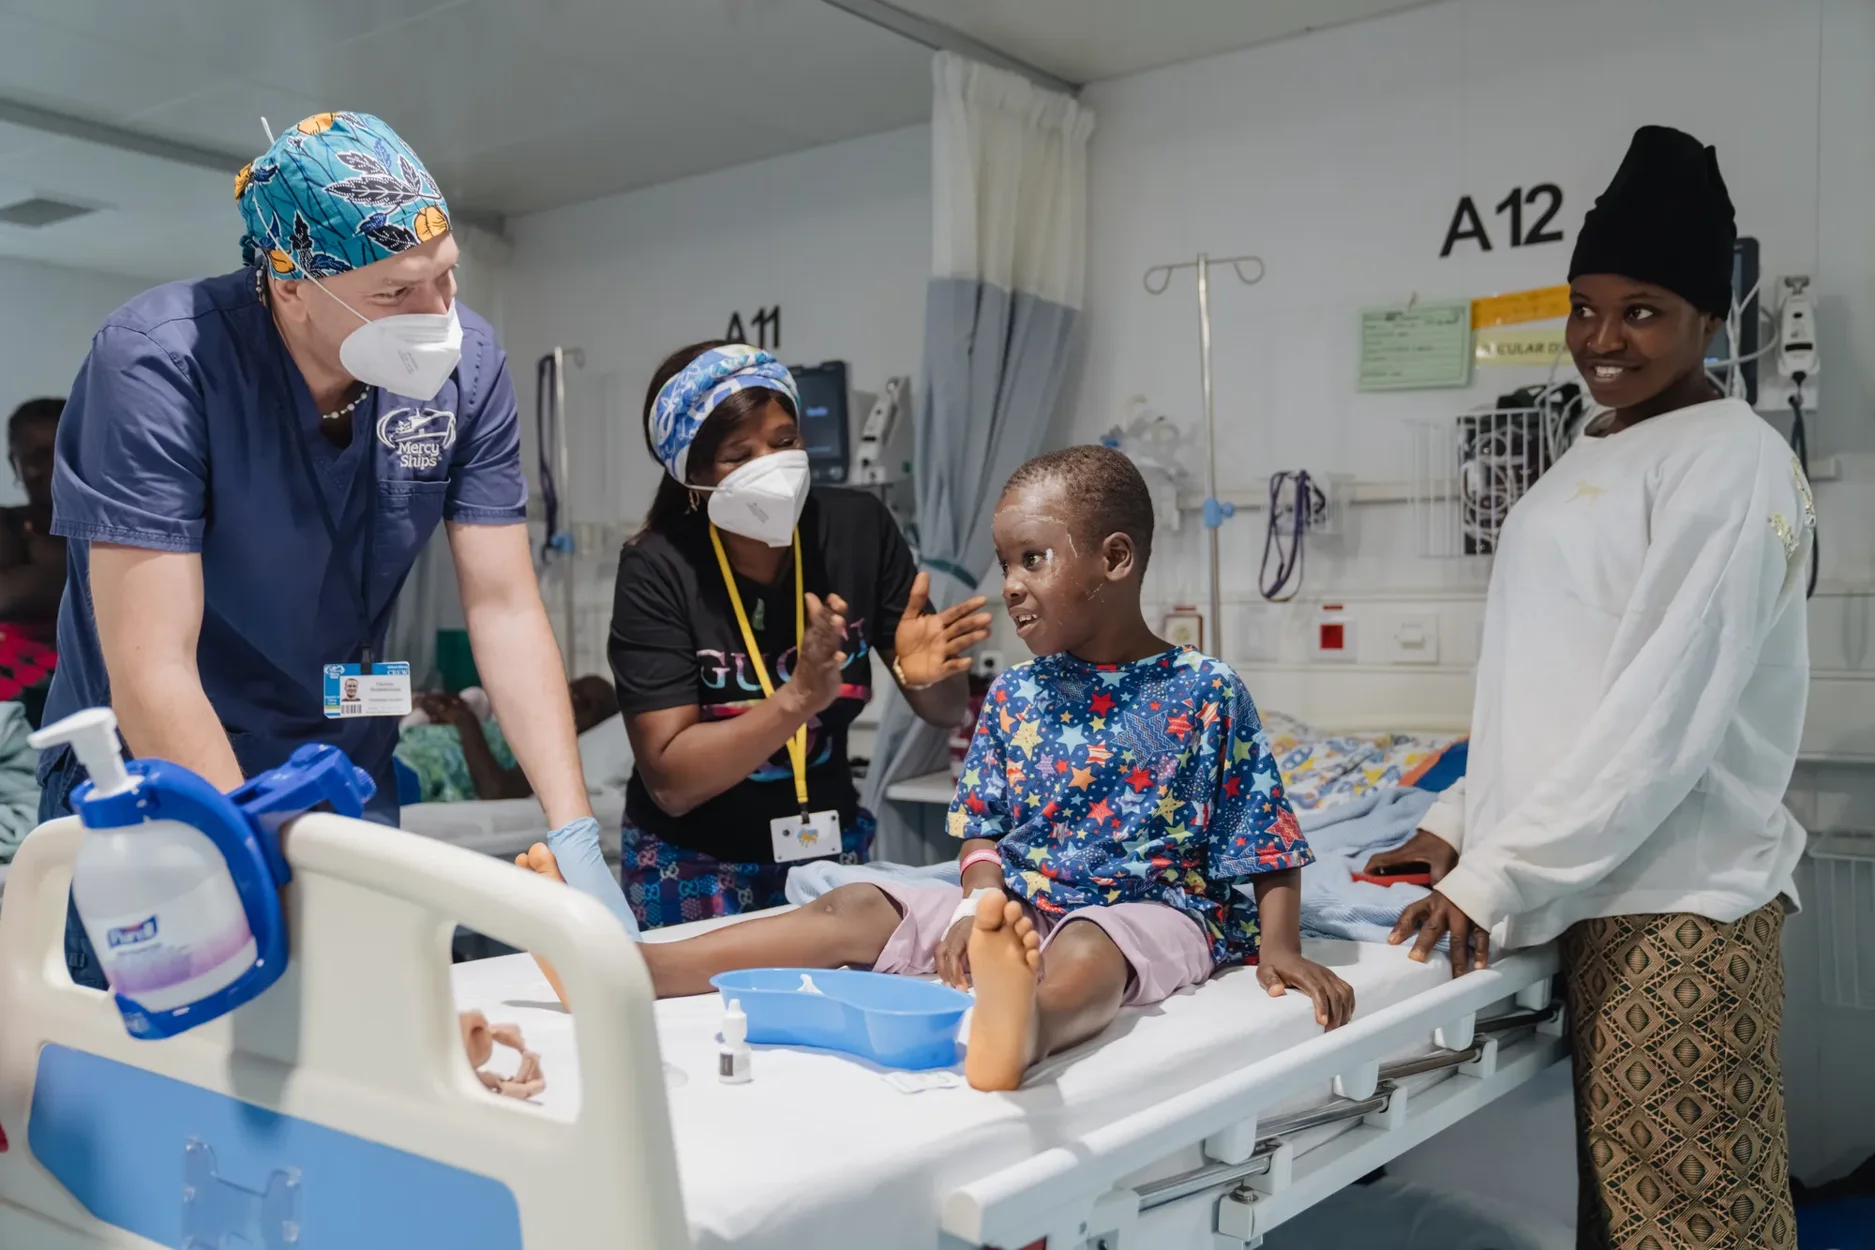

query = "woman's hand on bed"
[[1256, 949, 1356, 1030], [1389, 890, 1490, 977], [935, 917, 974, 989], [1362, 829, 1458, 884]]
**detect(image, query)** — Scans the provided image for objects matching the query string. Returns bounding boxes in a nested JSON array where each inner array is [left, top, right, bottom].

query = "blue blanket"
[[1282, 787, 1439, 945]]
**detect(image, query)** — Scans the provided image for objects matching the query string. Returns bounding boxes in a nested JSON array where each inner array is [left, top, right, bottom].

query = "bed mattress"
[[451, 930, 1534, 1250]]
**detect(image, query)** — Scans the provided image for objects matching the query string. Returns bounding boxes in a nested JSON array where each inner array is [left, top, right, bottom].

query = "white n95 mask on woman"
[[336, 301, 463, 401], [699, 449, 811, 547]]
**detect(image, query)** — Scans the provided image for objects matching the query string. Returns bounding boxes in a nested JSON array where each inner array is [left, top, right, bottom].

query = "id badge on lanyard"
[[281, 383, 413, 720], [709, 526, 841, 863]]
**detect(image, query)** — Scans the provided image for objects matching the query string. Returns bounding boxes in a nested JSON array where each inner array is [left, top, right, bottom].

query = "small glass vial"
[[718, 998, 752, 1084]]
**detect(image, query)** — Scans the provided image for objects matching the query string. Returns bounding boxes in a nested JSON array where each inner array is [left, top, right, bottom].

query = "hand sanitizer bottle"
[[31, 708, 375, 1039]]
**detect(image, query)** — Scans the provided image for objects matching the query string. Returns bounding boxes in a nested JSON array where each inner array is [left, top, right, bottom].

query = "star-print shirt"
[[947, 647, 1312, 965]]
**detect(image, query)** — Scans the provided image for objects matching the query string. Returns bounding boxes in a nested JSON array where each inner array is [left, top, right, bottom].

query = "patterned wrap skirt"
[[1561, 902, 1795, 1250], [622, 809, 876, 930]]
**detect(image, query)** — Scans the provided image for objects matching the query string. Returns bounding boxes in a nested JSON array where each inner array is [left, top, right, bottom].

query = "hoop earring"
[[687, 490, 702, 513]]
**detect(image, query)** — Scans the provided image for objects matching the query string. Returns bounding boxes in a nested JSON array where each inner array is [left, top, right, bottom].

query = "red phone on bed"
[[1352, 862, 1433, 888]]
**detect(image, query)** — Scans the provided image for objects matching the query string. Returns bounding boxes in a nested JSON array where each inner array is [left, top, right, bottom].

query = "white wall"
[[503, 123, 929, 522], [0, 255, 145, 506], [1073, 0, 1874, 604], [1066, 0, 1875, 774], [501, 124, 931, 678]]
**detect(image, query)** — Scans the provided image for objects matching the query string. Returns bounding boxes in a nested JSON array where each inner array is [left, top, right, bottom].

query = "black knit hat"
[[1568, 125, 1736, 316]]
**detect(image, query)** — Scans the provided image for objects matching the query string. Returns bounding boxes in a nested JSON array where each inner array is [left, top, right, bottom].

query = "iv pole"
[[1142, 253, 1264, 648], [537, 347, 585, 677]]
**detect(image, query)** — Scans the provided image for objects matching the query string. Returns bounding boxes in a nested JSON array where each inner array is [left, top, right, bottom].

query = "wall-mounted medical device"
[[851, 376, 912, 487], [1704, 237, 1759, 404], [790, 360, 853, 486]]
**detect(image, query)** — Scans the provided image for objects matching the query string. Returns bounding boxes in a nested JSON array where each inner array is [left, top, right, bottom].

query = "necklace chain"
[[255, 266, 368, 423]]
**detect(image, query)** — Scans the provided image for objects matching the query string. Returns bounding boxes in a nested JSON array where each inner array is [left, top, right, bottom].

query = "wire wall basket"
[[1408, 392, 1584, 558]]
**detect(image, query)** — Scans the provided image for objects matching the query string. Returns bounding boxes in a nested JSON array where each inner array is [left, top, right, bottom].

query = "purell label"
[[88, 874, 254, 1002], [107, 916, 158, 948]]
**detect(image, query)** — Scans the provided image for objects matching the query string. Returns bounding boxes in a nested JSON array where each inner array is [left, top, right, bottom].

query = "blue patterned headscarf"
[[648, 345, 799, 483], [236, 112, 451, 279]]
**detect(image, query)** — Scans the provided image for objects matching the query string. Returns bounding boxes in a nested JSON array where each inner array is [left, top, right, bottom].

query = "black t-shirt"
[[610, 488, 917, 862]]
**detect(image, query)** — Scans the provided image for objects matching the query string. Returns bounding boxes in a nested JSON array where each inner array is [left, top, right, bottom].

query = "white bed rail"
[[941, 947, 1562, 1250], [0, 812, 690, 1250]]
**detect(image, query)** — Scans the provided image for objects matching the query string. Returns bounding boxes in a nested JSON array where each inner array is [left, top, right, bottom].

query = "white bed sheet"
[[451, 932, 1474, 1250], [398, 787, 626, 858]]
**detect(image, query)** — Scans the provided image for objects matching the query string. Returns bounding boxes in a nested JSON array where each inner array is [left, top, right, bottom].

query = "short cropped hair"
[[7, 398, 62, 445], [1002, 444, 1155, 572]]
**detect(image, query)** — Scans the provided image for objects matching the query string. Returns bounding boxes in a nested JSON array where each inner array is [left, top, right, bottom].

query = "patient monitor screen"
[[791, 360, 851, 485]]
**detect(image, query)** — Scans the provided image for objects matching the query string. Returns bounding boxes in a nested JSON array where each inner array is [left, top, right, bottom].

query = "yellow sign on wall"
[[1474, 324, 1569, 367], [1472, 285, 1572, 329]]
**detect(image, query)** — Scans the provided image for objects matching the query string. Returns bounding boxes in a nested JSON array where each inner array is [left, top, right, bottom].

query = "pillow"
[[1307, 734, 1467, 810], [1256, 709, 1319, 756], [576, 714, 634, 794]]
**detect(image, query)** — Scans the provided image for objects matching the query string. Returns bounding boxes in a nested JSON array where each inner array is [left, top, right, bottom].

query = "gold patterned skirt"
[[1561, 903, 1796, 1250]]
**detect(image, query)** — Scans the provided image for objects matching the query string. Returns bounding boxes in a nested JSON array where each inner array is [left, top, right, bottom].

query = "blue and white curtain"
[[863, 53, 1094, 863]]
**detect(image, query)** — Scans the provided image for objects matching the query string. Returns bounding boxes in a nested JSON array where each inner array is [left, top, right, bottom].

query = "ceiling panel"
[[0, 0, 1430, 280], [886, 0, 1440, 83], [0, 0, 934, 277]]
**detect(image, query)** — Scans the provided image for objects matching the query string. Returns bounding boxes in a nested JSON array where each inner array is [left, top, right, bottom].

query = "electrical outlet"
[[1239, 604, 1283, 663], [1381, 612, 1440, 664]]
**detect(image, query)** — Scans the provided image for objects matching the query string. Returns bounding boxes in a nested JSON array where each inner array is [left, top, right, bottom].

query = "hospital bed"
[[0, 806, 1563, 1250]]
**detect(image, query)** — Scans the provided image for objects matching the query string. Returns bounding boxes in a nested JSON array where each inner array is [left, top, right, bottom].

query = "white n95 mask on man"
[[260, 214, 464, 402], [335, 302, 463, 401], [699, 449, 811, 547]]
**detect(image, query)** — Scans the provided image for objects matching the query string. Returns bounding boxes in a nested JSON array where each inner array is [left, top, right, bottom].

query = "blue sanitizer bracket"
[[73, 744, 376, 1040]]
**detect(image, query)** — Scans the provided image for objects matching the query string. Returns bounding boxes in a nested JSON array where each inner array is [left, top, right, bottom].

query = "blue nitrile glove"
[[546, 816, 640, 940]]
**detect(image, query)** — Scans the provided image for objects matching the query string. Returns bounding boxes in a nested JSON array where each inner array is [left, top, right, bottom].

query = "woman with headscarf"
[[1376, 126, 1810, 1248], [42, 113, 604, 984], [606, 341, 993, 929]]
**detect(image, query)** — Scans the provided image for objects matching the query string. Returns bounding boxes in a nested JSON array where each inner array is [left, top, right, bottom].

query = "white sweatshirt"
[[1432, 398, 1813, 949]]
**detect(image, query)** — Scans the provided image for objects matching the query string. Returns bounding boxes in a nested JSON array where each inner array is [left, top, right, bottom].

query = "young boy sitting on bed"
[[520, 445, 1353, 1090]]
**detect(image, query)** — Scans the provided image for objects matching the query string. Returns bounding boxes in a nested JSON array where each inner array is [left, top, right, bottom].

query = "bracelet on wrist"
[[892, 654, 940, 692]]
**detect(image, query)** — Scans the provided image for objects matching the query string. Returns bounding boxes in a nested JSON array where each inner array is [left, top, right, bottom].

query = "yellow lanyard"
[[709, 525, 810, 814]]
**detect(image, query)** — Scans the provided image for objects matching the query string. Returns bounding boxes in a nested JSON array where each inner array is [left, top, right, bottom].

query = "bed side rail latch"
[[181, 1138, 301, 1249]]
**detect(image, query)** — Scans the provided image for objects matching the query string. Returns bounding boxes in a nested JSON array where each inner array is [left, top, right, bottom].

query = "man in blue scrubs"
[[42, 113, 603, 986]]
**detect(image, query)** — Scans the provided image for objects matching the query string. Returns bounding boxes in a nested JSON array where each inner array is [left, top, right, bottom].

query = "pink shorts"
[[869, 882, 1215, 1008]]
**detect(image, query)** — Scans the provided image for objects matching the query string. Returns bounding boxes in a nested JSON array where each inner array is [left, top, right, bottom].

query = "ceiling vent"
[[0, 196, 96, 228]]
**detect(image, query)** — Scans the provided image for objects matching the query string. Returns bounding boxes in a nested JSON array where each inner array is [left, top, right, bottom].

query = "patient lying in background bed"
[[396, 676, 618, 802]]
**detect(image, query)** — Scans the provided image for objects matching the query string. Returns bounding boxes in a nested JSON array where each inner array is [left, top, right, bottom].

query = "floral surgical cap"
[[236, 111, 451, 279]]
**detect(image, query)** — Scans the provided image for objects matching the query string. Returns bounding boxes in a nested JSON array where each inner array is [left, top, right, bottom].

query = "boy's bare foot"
[[515, 842, 565, 884], [963, 890, 1043, 1092], [514, 844, 572, 1008]]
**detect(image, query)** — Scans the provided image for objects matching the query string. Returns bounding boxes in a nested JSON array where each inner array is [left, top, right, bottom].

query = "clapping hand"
[[892, 572, 992, 689], [786, 592, 849, 715]]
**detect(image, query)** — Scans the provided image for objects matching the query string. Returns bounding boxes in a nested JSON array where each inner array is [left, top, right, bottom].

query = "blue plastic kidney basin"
[[710, 968, 971, 1071]]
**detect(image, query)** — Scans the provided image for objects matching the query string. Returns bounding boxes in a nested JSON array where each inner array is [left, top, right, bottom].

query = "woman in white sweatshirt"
[[1376, 126, 1810, 1250]]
